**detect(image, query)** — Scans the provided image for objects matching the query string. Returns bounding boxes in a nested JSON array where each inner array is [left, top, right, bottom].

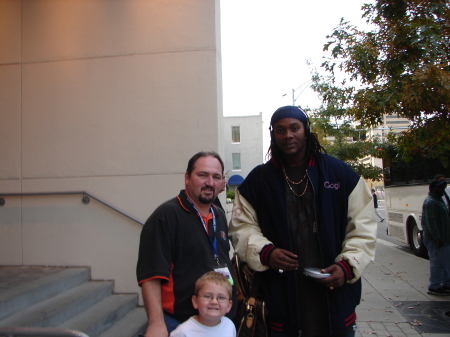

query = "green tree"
[[318, 0, 450, 166], [306, 79, 385, 181]]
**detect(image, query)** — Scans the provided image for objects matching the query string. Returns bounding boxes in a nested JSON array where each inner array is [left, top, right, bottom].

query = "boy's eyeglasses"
[[197, 294, 229, 303]]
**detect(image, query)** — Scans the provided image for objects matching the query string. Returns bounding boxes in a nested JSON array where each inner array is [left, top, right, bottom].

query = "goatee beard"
[[199, 195, 214, 204]]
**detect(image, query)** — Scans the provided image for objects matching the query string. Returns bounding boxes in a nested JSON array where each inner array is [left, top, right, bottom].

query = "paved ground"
[[356, 240, 450, 337]]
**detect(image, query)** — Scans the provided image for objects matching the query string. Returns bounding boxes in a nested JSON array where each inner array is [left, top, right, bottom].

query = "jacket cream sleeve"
[[337, 177, 377, 283], [229, 189, 271, 271]]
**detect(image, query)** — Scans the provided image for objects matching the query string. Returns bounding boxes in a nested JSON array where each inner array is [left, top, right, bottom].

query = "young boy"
[[170, 271, 236, 337]]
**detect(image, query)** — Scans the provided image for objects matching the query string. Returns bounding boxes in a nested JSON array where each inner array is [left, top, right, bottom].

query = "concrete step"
[[0, 266, 90, 321], [0, 280, 114, 328], [0, 266, 146, 337], [97, 307, 147, 337], [57, 293, 139, 337]]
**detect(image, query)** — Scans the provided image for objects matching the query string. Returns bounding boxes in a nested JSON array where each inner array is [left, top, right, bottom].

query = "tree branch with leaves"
[[316, 0, 450, 167]]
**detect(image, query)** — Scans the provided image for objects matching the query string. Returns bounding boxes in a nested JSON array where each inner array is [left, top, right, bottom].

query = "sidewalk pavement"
[[356, 239, 450, 337]]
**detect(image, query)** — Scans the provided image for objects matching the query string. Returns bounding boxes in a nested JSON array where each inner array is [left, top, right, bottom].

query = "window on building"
[[232, 153, 241, 170], [231, 126, 240, 143]]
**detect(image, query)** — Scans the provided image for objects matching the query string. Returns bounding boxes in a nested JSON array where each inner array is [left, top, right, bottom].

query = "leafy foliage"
[[317, 0, 450, 166], [305, 69, 384, 181], [309, 109, 385, 181], [226, 189, 235, 200]]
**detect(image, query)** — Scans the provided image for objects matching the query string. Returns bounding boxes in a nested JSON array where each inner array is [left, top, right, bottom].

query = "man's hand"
[[269, 248, 298, 271], [317, 264, 345, 289], [143, 322, 168, 337]]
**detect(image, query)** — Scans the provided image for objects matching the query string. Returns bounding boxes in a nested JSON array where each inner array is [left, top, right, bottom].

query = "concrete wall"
[[1, 194, 143, 299], [0, 0, 223, 300]]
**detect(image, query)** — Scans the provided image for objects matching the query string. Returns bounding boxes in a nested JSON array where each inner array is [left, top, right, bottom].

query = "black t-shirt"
[[285, 166, 330, 337], [136, 190, 237, 322]]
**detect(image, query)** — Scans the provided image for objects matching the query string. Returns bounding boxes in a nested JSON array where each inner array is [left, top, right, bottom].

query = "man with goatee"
[[137, 152, 236, 337]]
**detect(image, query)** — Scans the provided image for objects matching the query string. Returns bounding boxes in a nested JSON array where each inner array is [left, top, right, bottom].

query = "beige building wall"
[[0, 0, 223, 300]]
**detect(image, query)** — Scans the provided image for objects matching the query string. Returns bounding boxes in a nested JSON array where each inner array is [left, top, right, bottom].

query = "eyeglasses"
[[197, 294, 229, 303]]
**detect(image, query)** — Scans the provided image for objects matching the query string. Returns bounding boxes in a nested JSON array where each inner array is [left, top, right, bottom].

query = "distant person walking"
[[372, 189, 384, 222], [421, 180, 450, 296], [434, 174, 450, 216]]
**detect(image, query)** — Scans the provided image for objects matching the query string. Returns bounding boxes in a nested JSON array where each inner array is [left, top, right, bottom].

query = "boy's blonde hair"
[[194, 271, 232, 298]]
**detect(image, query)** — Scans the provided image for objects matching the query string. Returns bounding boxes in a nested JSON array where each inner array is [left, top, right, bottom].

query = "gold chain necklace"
[[282, 167, 306, 185], [282, 168, 309, 197]]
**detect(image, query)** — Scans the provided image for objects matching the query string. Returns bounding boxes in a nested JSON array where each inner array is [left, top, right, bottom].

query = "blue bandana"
[[270, 106, 308, 127]]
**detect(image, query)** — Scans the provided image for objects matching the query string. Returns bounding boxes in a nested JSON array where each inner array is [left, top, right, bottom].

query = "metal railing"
[[0, 191, 144, 225], [0, 327, 89, 337]]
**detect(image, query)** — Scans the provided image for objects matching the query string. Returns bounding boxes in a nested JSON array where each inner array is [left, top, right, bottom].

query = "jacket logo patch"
[[220, 231, 227, 240], [324, 181, 340, 190], [232, 207, 242, 217]]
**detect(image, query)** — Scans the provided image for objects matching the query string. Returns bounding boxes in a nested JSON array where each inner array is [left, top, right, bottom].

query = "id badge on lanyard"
[[188, 198, 234, 285], [215, 265, 234, 285]]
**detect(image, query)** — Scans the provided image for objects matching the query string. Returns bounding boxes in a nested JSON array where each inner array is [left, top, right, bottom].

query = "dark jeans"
[[423, 239, 450, 289], [164, 314, 182, 333]]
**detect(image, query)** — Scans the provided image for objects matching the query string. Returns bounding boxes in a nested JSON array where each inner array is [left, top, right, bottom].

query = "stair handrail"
[[0, 191, 144, 225], [0, 327, 89, 337]]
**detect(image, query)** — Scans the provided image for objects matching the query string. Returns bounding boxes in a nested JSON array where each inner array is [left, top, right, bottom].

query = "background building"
[[362, 114, 411, 173], [0, 0, 222, 302], [223, 113, 264, 188]]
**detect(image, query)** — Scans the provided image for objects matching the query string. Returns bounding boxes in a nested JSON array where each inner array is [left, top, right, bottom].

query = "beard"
[[199, 195, 214, 204], [199, 188, 216, 204]]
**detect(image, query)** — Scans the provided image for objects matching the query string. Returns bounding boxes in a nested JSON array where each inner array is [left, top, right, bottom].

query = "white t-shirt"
[[170, 316, 236, 337]]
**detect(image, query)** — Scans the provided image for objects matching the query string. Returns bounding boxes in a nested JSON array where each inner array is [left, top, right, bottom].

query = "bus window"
[[383, 155, 450, 257]]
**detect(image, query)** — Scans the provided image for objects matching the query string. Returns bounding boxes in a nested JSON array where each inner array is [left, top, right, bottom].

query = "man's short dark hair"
[[186, 151, 224, 176], [434, 174, 445, 180]]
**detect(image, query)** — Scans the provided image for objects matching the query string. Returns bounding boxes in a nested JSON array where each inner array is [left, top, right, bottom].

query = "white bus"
[[384, 156, 450, 257]]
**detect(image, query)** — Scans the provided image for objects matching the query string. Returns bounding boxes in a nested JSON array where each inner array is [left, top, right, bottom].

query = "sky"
[[220, 0, 374, 155]]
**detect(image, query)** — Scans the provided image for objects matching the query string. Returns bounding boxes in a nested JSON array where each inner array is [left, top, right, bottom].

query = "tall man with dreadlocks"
[[229, 106, 377, 337]]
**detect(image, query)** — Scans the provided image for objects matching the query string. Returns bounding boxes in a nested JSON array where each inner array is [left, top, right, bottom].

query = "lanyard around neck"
[[186, 197, 220, 266]]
